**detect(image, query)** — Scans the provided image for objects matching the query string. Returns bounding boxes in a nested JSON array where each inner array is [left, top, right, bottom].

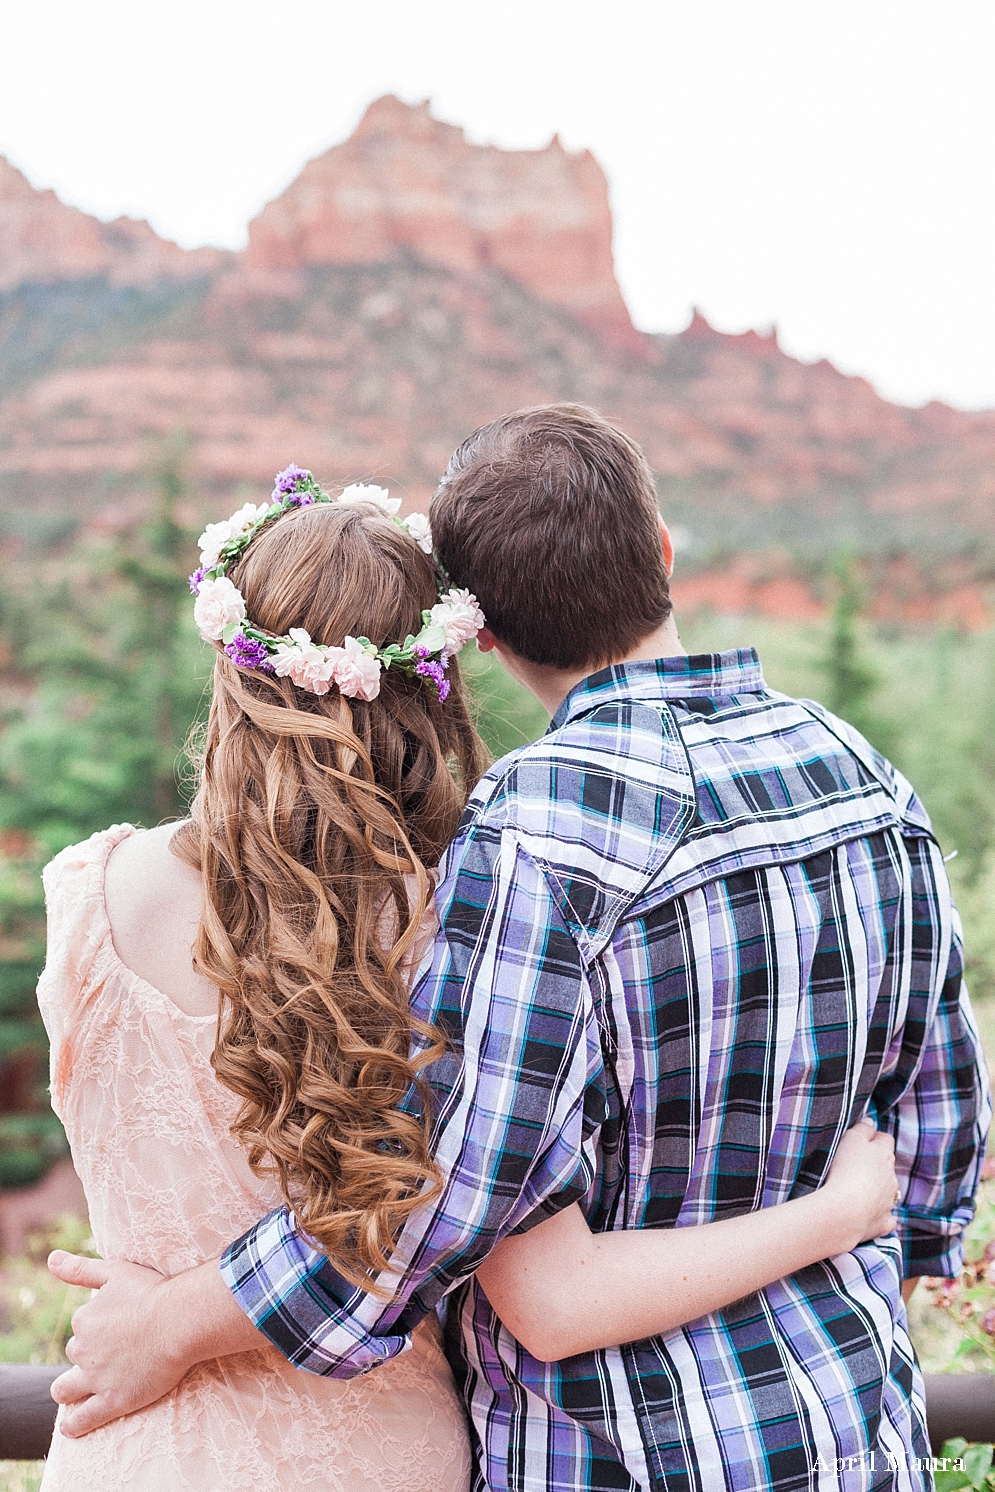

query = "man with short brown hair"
[[54, 405, 989, 1491], [431, 403, 673, 669]]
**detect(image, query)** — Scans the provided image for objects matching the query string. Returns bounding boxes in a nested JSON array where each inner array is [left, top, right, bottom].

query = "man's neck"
[[491, 615, 686, 718]]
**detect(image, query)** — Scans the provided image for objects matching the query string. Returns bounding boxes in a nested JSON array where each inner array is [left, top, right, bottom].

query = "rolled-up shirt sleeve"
[[875, 836, 991, 1278], [221, 823, 607, 1376]]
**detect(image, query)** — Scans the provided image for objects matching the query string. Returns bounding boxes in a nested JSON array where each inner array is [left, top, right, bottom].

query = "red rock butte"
[[0, 157, 226, 291], [244, 96, 639, 351]]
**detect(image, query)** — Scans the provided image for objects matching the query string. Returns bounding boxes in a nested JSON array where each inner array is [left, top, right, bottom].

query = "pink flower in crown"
[[194, 576, 247, 641], [330, 636, 382, 701], [271, 629, 338, 695], [430, 588, 485, 653]]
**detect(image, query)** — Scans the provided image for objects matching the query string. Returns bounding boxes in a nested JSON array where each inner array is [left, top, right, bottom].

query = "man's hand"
[[47, 1250, 263, 1436]]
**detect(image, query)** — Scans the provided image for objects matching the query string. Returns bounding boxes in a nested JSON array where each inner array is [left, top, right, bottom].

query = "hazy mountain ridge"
[[1, 95, 993, 622]]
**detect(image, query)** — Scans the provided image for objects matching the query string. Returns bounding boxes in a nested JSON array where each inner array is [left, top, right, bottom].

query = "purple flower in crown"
[[414, 646, 451, 702], [188, 566, 206, 595], [272, 464, 312, 504], [225, 632, 275, 672]]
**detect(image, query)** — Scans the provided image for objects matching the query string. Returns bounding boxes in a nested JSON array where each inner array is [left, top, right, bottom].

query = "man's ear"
[[659, 518, 674, 579], [476, 625, 498, 654]]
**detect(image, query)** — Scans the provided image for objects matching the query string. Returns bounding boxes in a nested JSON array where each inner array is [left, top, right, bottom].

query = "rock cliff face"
[[0, 96, 993, 624], [244, 95, 639, 350], [0, 157, 227, 291]]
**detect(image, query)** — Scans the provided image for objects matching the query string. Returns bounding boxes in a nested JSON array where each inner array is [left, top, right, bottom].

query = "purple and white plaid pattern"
[[223, 651, 990, 1491]]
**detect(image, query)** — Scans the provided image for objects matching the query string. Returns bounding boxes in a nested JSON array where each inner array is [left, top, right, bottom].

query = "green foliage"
[[0, 1216, 94, 1490], [0, 854, 54, 1185], [936, 1439, 995, 1490], [460, 644, 549, 760], [0, 460, 211, 1185], [0, 468, 209, 848], [0, 1463, 43, 1492], [953, 859, 995, 1006], [0, 1213, 95, 1364], [913, 1171, 995, 1372], [820, 560, 877, 720], [817, 559, 897, 759], [0, 1114, 66, 1190]]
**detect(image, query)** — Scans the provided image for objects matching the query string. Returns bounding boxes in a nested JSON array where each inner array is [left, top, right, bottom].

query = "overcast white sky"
[[1, 0, 992, 410]]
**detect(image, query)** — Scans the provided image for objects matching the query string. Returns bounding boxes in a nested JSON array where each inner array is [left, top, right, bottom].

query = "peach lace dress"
[[35, 825, 472, 1492]]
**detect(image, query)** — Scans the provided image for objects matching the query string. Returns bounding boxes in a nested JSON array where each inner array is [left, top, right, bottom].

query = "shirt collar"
[[550, 649, 767, 731]]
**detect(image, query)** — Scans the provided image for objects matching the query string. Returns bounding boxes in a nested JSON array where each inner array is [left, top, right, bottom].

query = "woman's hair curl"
[[173, 501, 487, 1284]]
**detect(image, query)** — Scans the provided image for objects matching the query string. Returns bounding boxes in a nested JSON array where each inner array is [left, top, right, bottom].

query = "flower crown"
[[189, 465, 484, 703]]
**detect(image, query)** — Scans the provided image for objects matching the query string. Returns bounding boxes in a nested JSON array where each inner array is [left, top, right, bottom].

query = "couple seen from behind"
[[35, 404, 990, 1491]]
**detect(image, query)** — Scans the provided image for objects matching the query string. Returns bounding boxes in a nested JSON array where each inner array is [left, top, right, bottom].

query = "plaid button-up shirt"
[[223, 651, 990, 1492]]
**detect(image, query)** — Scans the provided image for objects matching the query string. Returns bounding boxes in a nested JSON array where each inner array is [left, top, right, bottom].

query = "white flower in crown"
[[194, 576, 247, 641], [197, 519, 236, 570], [228, 501, 273, 535], [401, 512, 433, 554], [429, 588, 485, 654], [197, 502, 270, 568], [338, 483, 401, 518]]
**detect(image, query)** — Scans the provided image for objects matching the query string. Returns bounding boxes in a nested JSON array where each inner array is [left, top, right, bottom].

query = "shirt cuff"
[[895, 1202, 973, 1278], [220, 1205, 411, 1377]]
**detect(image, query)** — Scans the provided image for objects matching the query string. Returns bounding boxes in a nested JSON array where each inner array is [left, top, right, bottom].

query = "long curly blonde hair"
[[172, 500, 487, 1283]]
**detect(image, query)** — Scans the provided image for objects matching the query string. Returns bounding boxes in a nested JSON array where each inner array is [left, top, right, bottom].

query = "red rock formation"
[[244, 95, 639, 350], [0, 156, 228, 291], [2, 98, 995, 627]]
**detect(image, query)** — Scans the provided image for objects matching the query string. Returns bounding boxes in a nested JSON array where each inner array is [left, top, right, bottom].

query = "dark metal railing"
[[0, 1365, 63, 1460], [921, 1373, 995, 1451], [1, 1366, 993, 1461]]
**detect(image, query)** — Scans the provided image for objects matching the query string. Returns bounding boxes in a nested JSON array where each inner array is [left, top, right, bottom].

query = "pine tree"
[[0, 461, 209, 1184], [818, 557, 896, 759]]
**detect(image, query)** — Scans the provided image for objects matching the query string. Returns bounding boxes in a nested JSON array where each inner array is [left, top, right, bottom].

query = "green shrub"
[[0, 1213, 95, 1365], [935, 1439, 995, 1490], [0, 1462, 44, 1492], [460, 643, 548, 760]]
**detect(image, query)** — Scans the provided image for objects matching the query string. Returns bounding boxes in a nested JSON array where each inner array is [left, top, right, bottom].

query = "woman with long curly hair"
[[37, 474, 899, 1490]]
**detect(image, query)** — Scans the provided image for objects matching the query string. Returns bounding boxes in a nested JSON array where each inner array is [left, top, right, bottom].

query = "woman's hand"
[[819, 1120, 898, 1253]]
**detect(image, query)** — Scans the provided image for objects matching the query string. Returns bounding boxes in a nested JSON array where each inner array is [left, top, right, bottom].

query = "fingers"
[[50, 1364, 92, 1406], [53, 1348, 138, 1438], [49, 1250, 110, 1289], [853, 1116, 895, 1150], [58, 1393, 124, 1438], [844, 1120, 895, 1157], [858, 1207, 899, 1243]]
